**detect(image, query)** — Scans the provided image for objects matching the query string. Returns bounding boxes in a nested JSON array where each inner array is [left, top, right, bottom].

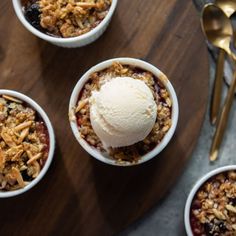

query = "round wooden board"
[[0, 0, 208, 235]]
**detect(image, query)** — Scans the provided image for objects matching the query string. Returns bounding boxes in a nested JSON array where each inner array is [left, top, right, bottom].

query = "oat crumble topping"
[[0, 95, 49, 191], [191, 171, 236, 236], [23, 0, 112, 38], [73, 62, 172, 164]]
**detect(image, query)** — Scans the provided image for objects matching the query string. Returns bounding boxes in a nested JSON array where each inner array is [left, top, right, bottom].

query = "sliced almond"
[[6, 145, 23, 155], [2, 95, 22, 104], [17, 128, 29, 143], [75, 18, 84, 29], [1, 131, 16, 147], [27, 153, 42, 165], [0, 147, 5, 171], [31, 144, 40, 153], [26, 150, 33, 159], [14, 121, 32, 132], [19, 165, 27, 171], [75, 98, 88, 113], [11, 150, 24, 161], [74, 5, 86, 14], [76, 2, 97, 8], [23, 143, 39, 153], [11, 167, 25, 187]]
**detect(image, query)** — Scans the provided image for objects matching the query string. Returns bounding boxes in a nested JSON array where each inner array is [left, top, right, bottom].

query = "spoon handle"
[[210, 49, 224, 125], [210, 70, 236, 161]]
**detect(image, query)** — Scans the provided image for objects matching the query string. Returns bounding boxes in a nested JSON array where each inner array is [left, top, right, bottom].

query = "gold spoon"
[[201, 3, 236, 161], [216, 0, 236, 85], [203, 1, 236, 125], [215, 0, 236, 18]]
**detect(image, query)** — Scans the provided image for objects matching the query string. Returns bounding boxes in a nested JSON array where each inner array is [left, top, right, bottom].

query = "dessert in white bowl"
[[69, 58, 179, 166], [0, 90, 55, 197], [12, 0, 117, 47], [185, 166, 236, 236]]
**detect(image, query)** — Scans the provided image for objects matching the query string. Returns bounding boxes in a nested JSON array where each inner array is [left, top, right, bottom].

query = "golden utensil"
[[210, 49, 225, 125], [215, 0, 236, 18], [216, 0, 236, 68], [201, 3, 236, 161], [210, 71, 236, 161], [202, 1, 236, 125]]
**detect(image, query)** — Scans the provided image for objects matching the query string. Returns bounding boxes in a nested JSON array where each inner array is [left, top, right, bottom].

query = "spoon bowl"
[[216, 0, 236, 17], [201, 3, 234, 56]]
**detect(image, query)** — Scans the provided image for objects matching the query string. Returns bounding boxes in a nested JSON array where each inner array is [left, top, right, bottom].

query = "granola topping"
[[191, 171, 236, 236], [0, 95, 49, 191], [73, 63, 172, 164], [22, 0, 112, 38]]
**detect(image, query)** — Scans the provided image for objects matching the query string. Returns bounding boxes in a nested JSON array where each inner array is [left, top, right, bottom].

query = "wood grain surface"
[[0, 0, 208, 235]]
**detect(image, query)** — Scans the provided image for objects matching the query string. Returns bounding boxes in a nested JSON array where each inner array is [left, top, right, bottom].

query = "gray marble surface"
[[118, 6, 236, 236]]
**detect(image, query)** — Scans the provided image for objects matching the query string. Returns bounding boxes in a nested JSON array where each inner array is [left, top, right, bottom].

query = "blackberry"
[[218, 221, 227, 233], [204, 222, 214, 236], [229, 197, 236, 206], [24, 3, 42, 30]]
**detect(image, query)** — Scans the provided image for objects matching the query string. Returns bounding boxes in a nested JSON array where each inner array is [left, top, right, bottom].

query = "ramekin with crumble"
[[185, 166, 236, 236], [13, 0, 117, 47], [69, 58, 179, 166], [0, 91, 55, 197], [21, 0, 112, 38]]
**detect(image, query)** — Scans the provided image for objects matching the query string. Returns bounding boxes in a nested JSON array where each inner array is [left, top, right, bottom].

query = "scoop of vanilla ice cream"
[[89, 77, 157, 148]]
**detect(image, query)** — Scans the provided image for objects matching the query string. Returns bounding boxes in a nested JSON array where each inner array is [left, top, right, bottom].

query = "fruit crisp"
[[22, 0, 112, 38], [191, 171, 236, 236], [71, 62, 172, 164], [0, 95, 49, 191]]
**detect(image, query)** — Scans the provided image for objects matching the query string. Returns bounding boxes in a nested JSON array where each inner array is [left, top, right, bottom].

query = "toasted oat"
[[212, 209, 226, 220], [226, 205, 236, 214], [28, 161, 40, 178]]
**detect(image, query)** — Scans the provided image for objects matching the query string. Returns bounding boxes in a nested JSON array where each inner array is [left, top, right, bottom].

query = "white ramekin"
[[184, 165, 236, 236], [0, 90, 55, 198], [12, 0, 118, 48], [69, 58, 179, 166]]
